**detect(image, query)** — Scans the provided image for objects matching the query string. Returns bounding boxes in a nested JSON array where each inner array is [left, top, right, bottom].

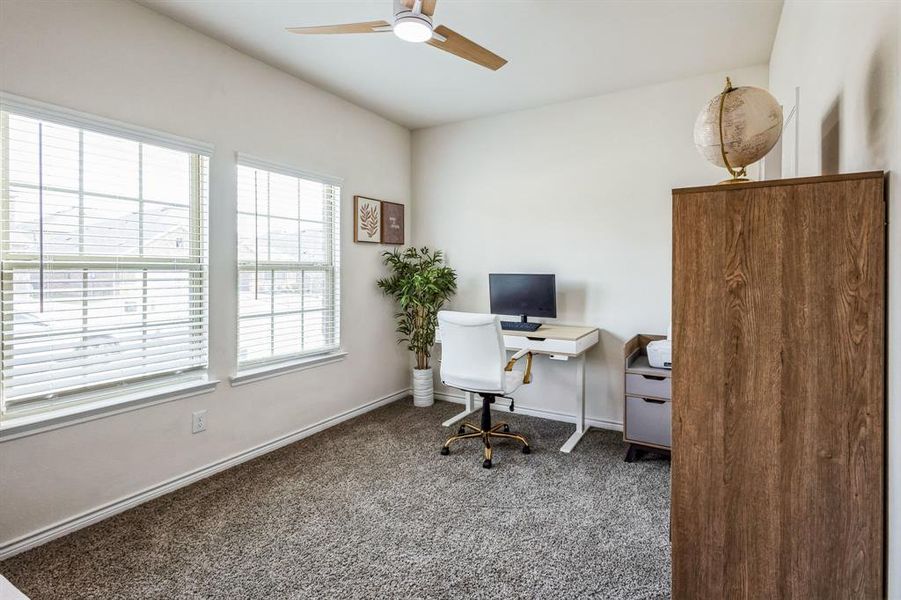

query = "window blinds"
[[0, 99, 210, 415], [236, 157, 341, 369]]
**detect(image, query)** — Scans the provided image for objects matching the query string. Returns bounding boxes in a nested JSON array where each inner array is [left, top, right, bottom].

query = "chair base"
[[440, 394, 530, 468]]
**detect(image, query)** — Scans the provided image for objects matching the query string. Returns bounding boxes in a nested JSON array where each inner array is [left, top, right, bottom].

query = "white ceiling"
[[138, 0, 784, 129]]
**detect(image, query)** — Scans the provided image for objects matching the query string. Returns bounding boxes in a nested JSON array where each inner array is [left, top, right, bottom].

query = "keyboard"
[[500, 321, 542, 332]]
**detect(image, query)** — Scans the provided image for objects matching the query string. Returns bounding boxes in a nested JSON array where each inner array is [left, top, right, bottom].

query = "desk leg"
[[560, 354, 587, 453], [442, 391, 479, 427]]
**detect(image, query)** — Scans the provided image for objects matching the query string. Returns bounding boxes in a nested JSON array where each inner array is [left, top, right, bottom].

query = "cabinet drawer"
[[625, 395, 671, 448], [625, 372, 671, 399]]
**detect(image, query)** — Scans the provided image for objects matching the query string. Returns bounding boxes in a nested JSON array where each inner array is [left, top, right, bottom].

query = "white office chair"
[[437, 310, 532, 468]]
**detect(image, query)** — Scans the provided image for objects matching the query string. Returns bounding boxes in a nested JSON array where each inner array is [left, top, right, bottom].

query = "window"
[[236, 157, 340, 370], [0, 96, 210, 418]]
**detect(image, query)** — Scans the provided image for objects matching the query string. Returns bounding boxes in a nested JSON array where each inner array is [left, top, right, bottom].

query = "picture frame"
[[380, 201, 405, 245], [354, 196, 381, 243]]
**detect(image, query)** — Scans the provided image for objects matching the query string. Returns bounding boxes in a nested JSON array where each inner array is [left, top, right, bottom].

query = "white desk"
[[438, 324, 599, 453]]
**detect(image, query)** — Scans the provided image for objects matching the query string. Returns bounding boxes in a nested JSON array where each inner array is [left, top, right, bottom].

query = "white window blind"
[[0, 96, 210, 417], [236, 157, 341, 370]]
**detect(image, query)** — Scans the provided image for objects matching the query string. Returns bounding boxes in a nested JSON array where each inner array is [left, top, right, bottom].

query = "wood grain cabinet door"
[[671, 173, 885, 600]]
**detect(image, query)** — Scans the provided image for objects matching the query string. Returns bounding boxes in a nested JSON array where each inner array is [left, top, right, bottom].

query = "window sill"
[[230, 351, 348, 387], [0, 376, 219, 442]]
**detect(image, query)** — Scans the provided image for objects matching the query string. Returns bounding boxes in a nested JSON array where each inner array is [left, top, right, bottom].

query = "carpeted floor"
[[0, 399, 671, 600]]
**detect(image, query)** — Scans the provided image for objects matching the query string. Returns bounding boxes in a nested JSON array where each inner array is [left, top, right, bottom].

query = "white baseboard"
[[434, 391, 624, 432], [0, 388, 411, 561]]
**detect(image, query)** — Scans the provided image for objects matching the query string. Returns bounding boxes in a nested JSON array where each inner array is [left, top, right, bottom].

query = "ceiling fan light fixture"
[[286, 0, 507, 70], [393, 14, 432, 43]]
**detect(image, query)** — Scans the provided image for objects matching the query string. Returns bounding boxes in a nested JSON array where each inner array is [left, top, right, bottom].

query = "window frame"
[[0, 92, 214, 420], [234, 154, 343, 375]]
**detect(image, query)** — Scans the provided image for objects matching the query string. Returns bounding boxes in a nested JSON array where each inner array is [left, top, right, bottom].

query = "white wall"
[[0, 0, 411, 550], [412, 64, 768, 426], [768, 0, 900, 594]]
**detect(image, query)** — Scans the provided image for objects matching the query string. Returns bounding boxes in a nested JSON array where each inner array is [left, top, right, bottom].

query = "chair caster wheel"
[[522, 446, 531, 454], [482, 459, 492, 469], [458, 427, 466, 435], [440, 447, 450, 455], [503, 425, 510, 433]]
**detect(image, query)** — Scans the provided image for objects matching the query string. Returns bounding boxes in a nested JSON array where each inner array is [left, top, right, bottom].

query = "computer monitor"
[[489, 274, 556, 327]]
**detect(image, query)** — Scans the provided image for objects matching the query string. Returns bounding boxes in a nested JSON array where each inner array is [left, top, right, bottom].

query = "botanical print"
[[360, 204, 379, 236], [354, 196, 381, 243]]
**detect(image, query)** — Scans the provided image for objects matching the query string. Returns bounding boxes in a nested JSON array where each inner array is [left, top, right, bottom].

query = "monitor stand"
[[500, 315, 542, 332]]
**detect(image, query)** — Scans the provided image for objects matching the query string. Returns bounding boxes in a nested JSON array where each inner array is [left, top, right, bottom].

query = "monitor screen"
[[489, 274, 557, 318]]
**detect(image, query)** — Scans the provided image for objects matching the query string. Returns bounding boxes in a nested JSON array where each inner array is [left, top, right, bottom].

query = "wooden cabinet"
[[671, 172, 885, 599]]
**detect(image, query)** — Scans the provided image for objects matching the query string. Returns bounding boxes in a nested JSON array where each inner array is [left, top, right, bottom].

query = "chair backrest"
[[437, 311, 507, 394]]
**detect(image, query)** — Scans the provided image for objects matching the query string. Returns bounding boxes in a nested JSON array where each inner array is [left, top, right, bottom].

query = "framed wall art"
[[354, 196, 381, 243], [380, 201, 405, 245]]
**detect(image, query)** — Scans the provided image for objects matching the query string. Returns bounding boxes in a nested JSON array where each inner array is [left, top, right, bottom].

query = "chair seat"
[[443, 370, 525, 396], [504, 371, 525, 394]]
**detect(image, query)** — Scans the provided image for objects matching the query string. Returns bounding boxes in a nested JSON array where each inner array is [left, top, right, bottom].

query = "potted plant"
[[378, 247, 457, 407]]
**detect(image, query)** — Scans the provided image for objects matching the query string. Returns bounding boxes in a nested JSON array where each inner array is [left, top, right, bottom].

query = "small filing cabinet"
[[623, 334, 671, 462]]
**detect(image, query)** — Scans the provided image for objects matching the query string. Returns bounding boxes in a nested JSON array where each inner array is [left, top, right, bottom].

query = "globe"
[[693, 80, 783, 181]]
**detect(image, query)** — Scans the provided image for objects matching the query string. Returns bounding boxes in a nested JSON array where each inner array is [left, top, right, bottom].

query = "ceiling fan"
[[286, 0, 507, 71]]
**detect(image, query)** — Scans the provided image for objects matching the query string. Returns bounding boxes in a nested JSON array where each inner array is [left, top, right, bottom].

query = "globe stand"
[[716, 77, 750, 185]]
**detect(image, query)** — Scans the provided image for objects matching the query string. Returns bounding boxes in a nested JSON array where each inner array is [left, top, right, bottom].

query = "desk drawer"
[[625, 395, 671, 448], [502, 335, 576, 356], [625, 372, 671, 399], [501, 329, 598, 357]]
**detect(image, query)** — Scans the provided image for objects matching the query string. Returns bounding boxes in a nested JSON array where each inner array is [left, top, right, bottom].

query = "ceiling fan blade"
[[286, 21, 392, 35], [421, 0, 437, 16], [426, 25, 507, 71], [400, 0, 437, 16]]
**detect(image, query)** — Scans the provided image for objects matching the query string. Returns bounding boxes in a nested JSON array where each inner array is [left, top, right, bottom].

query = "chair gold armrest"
[[504, 351, 533, 384]]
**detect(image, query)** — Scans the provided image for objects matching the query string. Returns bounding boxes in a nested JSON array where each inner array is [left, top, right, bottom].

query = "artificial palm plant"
[[377, 247, 457, 376]]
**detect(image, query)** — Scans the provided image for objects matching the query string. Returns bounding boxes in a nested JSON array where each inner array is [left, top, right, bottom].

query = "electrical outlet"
[[192, 410, 207, 434]]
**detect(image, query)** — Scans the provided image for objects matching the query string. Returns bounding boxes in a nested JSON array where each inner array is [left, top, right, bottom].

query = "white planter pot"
[[412, 368, 434, 407]]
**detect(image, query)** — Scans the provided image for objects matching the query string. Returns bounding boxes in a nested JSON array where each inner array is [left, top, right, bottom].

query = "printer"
[[647, 325, 672, 369]]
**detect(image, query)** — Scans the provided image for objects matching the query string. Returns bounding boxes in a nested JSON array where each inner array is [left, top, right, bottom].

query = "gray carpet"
[[0, 399, 671, 599]]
